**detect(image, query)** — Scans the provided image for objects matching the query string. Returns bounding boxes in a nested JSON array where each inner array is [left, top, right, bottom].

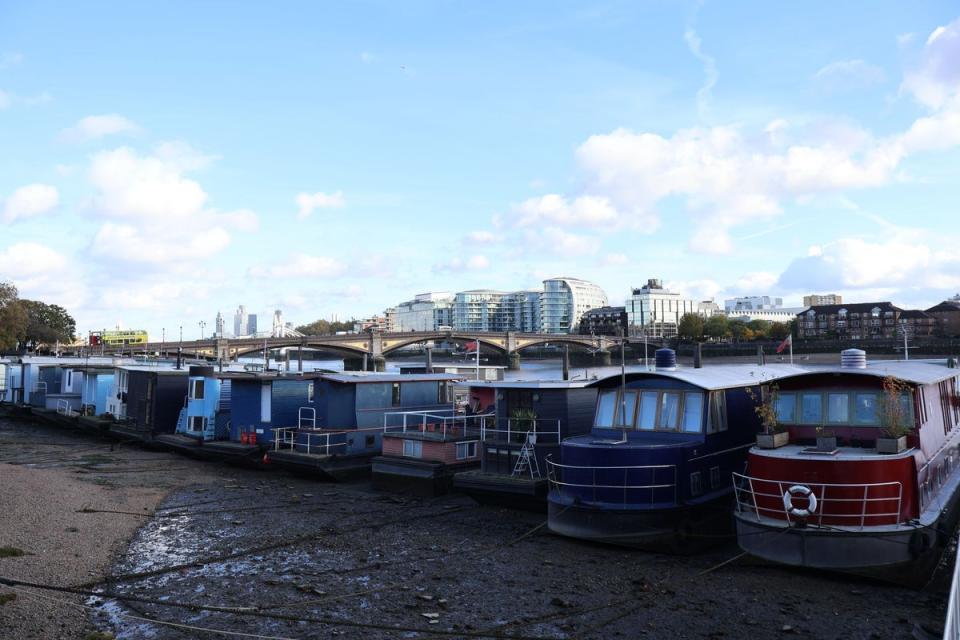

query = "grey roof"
[[776, 360, 959, 386], [320, 373, 466, 384], [600, 364, 810, 391], [463, 379, 597, 390]]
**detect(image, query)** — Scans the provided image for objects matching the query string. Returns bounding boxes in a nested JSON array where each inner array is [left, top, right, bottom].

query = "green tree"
[[704, 314, 730, 341], [677, 313, 705, 341], [769, 321, 790, 340], [0, 282, 28, 352], [746, 319, 771, 339], [19, 300, 76, 351], [729, 320, 748, 342], [296, 318, 358, 335]]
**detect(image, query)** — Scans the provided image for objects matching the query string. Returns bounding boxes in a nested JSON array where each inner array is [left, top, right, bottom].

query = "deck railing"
[[916, 443, 959, 513], [545, 455, 677, 506], [944, 549, 960, 639], [478, 418, 562, 445], [732, 472, 904, 529], [56, 399, 77, 417], [382, 409, 494, 440]]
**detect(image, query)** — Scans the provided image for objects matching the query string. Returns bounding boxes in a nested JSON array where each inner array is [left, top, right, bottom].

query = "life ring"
[[782, 485, 818, 518]]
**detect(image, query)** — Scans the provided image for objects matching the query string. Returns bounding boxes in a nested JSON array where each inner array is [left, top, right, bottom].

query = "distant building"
[[796, 302, 935, 340], [393, 293, 454, 332], [925, 297, 960, 337], [233, 305, 257, 337], [215, 312, 225, 338], [540, 277, 608, 334], [724, 296, 783, 313], [578, 306, 628, 336], [354, 315, 390, 333], [626, 279, 718, 338], [727, 308, 806, 324], [383, 307, 398, 332], [453, 290, 509, 333], [803, 294, 843, 307]]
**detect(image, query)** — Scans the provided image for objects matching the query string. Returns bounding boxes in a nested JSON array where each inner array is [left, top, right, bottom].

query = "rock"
[[550, 597, 575, 608], [422, 612, 440, 619], [781, 625, 795, 634], [231, 520, 244, 525], [418, 595, 434, 601]]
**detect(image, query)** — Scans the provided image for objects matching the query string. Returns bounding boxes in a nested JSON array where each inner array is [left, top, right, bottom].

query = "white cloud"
[[512, 194, 622, 228], [813, 59, 886, 91], [463, 230, 498, 244], [0, 242, 86, 309], [683, 27, 718, 119], [360, 51, 376, 63], [61, 114, 140, 142], [601, 253, 629, 266], [2, 183, 59, 223], [215, 209, 260, 232], [0, 52, 22, 69], [90, 222, 231, 265], [901, 18, 960, 109], [248, 254, 347, 279], [432, 254, 490, 273], [296, 191, 345, 219]]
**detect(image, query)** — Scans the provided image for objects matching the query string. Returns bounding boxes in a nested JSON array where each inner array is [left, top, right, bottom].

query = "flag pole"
[[789, 333, 793, 365]]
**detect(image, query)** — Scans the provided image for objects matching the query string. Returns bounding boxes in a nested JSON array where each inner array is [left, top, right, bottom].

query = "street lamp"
[[199, 320, 206, 340], [161, 328, 166, 358]]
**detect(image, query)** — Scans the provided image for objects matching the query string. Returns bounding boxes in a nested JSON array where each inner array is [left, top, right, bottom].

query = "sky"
[[2, 1, 960, 340]]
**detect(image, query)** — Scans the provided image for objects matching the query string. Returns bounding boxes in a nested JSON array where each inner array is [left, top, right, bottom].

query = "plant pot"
[[757, 431, 789, 449], [876, 436, 907, 454], [815, 436, 837, 451]]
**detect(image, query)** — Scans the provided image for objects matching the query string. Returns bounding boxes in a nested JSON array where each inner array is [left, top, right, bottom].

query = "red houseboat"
[[734, 352, 960, 584]]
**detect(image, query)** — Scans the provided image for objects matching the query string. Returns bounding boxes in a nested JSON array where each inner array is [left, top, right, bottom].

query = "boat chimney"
[[841, 348, 867, 369], [694, 343, 703, 369], [756, 345, 765, 366], [655, 348, 677, 371], [948, 356, 957, 369]]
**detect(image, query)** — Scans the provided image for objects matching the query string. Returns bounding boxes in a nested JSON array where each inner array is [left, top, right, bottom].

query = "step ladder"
[[512, 431, 541, 479]]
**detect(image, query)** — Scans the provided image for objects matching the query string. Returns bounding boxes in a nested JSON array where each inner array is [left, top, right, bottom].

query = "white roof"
[[776, 360, 959, 386], [604, 364, 810, 391]]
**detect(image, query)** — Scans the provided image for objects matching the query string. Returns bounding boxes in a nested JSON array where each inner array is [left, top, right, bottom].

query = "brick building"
[[797, 302, 935, 340], [578, 306, 629, 336], [926, 298, 960, 337]]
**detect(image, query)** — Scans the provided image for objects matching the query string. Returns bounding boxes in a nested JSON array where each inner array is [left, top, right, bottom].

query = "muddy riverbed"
[[0, 415, 953, 639]]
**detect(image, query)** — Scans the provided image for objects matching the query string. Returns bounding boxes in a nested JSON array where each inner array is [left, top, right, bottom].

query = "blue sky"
[[2, 1, 960, 339]]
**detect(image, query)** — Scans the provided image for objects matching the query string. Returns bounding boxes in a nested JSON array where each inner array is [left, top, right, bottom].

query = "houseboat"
[[546, 349, 805, 551], [454, 379, 599, 510], [733, 351, 960, 584], [154, 365, 232, 458], [105, 365, 190, 444], [267, 372, 465, 479]]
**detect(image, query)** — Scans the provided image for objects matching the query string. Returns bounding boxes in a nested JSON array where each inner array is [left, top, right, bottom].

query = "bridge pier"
[[569, 350, 611, 367], [507, 351, 521, 370]]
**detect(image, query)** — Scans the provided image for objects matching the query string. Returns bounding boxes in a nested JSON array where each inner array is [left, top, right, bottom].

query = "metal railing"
[[478, 418, 562, 445], [732, 472, 904, 529], [382, 409, 494, 440], [273, 426, 349, 456], [56, 399, 77, 417], [545, 455, 677, 506], [917, 443, 959, 513]]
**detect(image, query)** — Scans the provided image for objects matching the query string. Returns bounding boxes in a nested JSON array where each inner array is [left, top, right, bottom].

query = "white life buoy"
[[782, 484, 818, 518]]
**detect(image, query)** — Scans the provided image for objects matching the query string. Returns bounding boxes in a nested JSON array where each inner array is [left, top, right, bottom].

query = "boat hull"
[[453, 471, 548, 512], [547, 493, 733, 553]]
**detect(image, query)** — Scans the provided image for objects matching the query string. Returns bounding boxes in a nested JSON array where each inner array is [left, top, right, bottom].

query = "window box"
[[876, 436, 907, 455], [757, 431, 789, 449]]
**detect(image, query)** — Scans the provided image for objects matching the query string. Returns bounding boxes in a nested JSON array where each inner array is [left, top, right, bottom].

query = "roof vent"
[[840, 348, 867, 369], [655, 348, 677, 371]]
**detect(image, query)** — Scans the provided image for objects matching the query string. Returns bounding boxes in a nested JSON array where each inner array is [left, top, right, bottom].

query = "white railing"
[[917, 443, 959, 513], [298, 406, 316, 429], [478, 418, 562, 445], [382, 410, 494, 440], [945, 550, 960, 639], [273, 426, 349, 456], [545, 455, 677, 506], [733, 472, 904, 529], [56, 399, 76, 417]]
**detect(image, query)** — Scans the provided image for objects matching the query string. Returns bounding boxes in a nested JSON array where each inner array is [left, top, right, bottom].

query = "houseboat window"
[[681, 392, 703, 432], [190, 416, 205, 432], [594, 390, 617, 427], [827, 393, 849, 423], [392, 383, 401, 406], [403, 439, 422, 458], [775, 393, 797, 423], [708, 391, 727, 433], [659, 392, 680, 429], [900, 393, 914, 425], [260, 384, 271, 423], [800, 393, 822, 424], [307, 382, 314, 403], [456, 441, 477, 460], [854, 393, 879, 424], [638, 391, 658, 430], [191, 379, 205, 400], [616, 390, 639, 428]]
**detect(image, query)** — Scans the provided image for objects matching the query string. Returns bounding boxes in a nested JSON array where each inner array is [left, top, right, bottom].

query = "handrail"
[[945, 547, 960, 639], [546, 455, 678, 506], [732, 472, 904, 529], [382, 410, 494, 440]]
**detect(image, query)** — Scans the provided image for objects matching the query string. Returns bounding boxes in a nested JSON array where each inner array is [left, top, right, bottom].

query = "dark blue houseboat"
[[105, 366, 190, 444], [454, 379, 599, 510], [546, 350, 804, 551]]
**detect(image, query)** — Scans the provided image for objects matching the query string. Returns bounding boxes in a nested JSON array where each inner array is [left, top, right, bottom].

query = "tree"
[[769, 321, 790, 340], [296, 318, 358, 335], [729, 320, 748, 342], [0, 281, 28, 352], [746, 319, 771, 339], [677, 313, 705, 341], [704, 314, 730, 341], [19, 300, 76, 351]]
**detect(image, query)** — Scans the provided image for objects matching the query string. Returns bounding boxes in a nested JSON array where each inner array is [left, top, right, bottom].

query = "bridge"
[[96, 330, 645, 368]]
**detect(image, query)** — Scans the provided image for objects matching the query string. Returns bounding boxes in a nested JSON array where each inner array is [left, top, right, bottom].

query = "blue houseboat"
[[546, 349, 804, 551], [266, 372, 464, 479], [454, 379, 599, 510], [154, 366, 233, 457]]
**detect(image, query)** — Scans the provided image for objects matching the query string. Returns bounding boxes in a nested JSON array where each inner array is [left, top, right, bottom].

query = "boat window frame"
[[455, 440, 478, 460], [190, 379, 205, 401], [775, 392, 797, 424], [826, 392, 850, 424], [853, 392, 879, 425], [615, 389, 640, 428], [657, 391, 682, 430], [593, 389, 618, 428], [681, 391, 704, 433], [637, 391, 658, 431], [402, 439, 422, 458], [799, 392, 823, 425], [707, 391, 727, 434]]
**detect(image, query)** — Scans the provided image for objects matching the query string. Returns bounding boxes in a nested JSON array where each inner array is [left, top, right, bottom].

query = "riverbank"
[[0, 416, 952, 639]]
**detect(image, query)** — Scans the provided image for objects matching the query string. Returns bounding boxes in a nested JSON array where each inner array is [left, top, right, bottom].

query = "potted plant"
[[748, 385, 789, 449], [814, 425, 837, 452], [510, 408, 537, 442], [877, 376, 912, 454]]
